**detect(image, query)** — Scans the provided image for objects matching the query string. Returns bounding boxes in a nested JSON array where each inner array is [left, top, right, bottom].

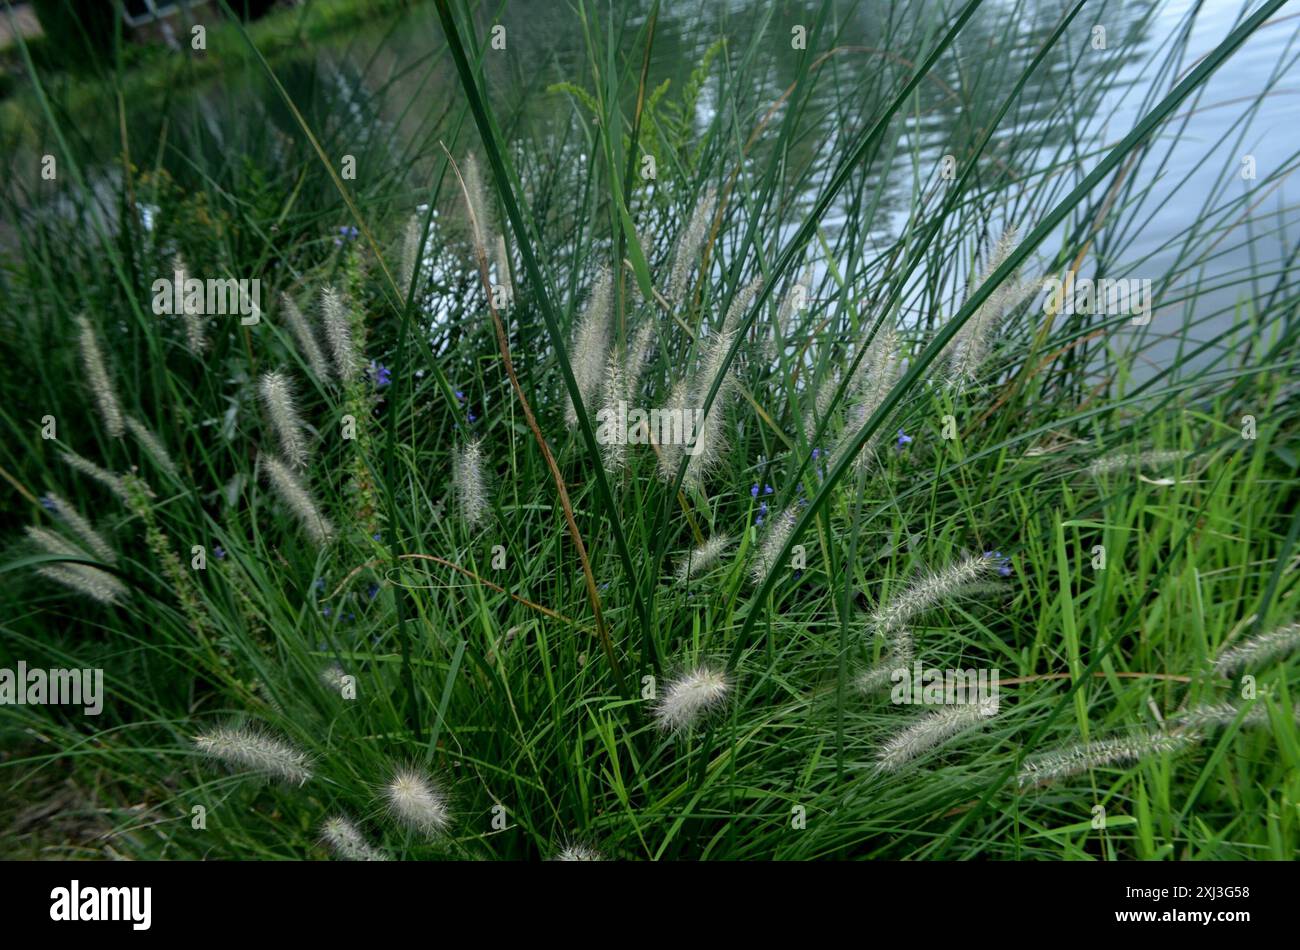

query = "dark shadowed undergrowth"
[[1, 0, 1299, 860]]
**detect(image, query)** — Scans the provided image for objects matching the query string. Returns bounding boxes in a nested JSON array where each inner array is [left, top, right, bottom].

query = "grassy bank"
[[1, 0, 1298, 860]]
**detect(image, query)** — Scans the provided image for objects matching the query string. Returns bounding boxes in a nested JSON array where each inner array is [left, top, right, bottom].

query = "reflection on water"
[[9, 0, 1297, 357]]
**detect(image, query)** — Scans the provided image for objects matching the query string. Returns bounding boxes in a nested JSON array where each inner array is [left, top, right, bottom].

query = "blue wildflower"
[[213, 545, 226, 560], [368, 361, 392, 388], [896, 428, 913, 449]]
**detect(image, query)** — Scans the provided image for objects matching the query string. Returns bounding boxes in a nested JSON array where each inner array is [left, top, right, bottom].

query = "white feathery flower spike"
[[834, 324, 901, 475], [280, 293, 331, 382], [854, 628, 916, 694], [946, 226, 1024, 386], [173, 256, 208, 355], [1170, 702, 1283, 731], [75, 315, 125, 438], [58, 450, 129, 501], [462, 152, 493, 256], [260, 454, 334, 544], [565, 268, 613, 429], [58, 450, 130, 501], [124, 417, 180, 482], [1017, 730, 1200, 788], [599, 349, 627, 473], [1213, 622, 1300, 675], [39, 492, 116, 564], [28, 526, 126, 604], [35, 563, 125, 605], [194, 724, 313, 785], [454, 439, 489, 529], [869, 552, 1000, 636], [683, 310, 745, 490], [655, 377, 692, 482], [667, 186, 717, 303], [653, 665, 731, 731], [1087, 449, 1187, 477], [772, 265, 813, 355], [400, 214, 422, 294], [554, 844, 602, 861], [749, 506, 798, 587], [321, 816, 388, 861], [321, 287, 359, 383], [674, 534, 732, 583], [494, 233, 513, 304], [385, 766, 451, 837], [259, 372, 310, 469], [875, 695, 999, 772], [624, 322, 657, 407]]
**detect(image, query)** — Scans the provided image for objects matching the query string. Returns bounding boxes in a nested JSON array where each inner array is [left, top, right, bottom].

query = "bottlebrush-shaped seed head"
[[462, 152, 493, 257], [1017, 730, 1200, 788], [321, 816, 388, 861], [58, 450, 129, 502], [75, 315, 125, 438], [38, 492, 116, 564], [667, 186, 717, 303], [653, 665, 731, 732], [749, 506, 798, 587], [674, 534, 733, 583], [553, 844, 602, 861], [260, 454, 334, 544], [565, 268, 613, 429], [124, 416, 180, 483], [1086, 449, 1187, 477], [321, 287, 359, 383], [384, 766, 451, 837], [194, 724, 313, 786], [875, 695, 999, 772], [1213, 622, 1300, 675], [454, 439, 489, 529], [259, 371, 310, 470], [280, 292, 331, 382], [869, 552, 1000, 635]]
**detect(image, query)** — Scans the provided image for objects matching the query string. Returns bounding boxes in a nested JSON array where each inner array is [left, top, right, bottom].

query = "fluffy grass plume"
[[75, 314, 125, 438], [653, 665, 731, 731], [835, 323, 901, 474], [27, 525, 126, 604], [280, 292, 331, 382], [674, 534, 732, 582], [321, 287, 359, 383], [554, 844, 602, 861], [1213, 622, 1300, 675], [494, 233, 513, 303], [1017, 731, 1200, 788], [57, 450, 130, 502], [39, 492, 116, 564], [321, 816, 388, 861], [1087, 449, 1187, 477], [667, 185, 717, 303], [384, 767, 451, 837], [875, 696, 999, 772], [124, 416, 181, 482], [946, 226, 1028, 386], [172, 256, 208, 356], [454, 439, 489, 528], [194, 724, 313, 786], [565, 268, 613, 428], [259, 372, 310, 469], [260, 454, 334, 544], [870, 553, 999, 635], [749, 507, 797, 587], [462, 151, 493, 255]]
